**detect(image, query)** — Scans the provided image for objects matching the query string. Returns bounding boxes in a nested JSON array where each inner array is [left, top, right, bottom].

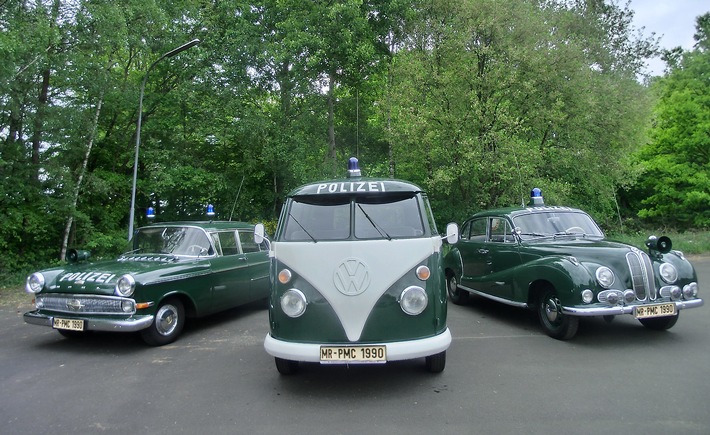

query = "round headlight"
[[115, 274, 136, 297], [659, 263, 678, 284], [399, 286, 428, 315], [26, 272, 45, 294], [121, 300, 135, 313], [595, 267, 615, 289], [581, 289, 594, 304], [281, 289, 307, 318]]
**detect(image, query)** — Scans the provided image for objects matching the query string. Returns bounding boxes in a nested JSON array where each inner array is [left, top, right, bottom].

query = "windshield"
[[131, 226, 213, 256], [280, 194, 426, 241], [512, 211, 603, 239]]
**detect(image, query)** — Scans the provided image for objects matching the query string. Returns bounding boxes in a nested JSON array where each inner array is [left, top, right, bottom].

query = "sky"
[[628, 0, 709, 76]]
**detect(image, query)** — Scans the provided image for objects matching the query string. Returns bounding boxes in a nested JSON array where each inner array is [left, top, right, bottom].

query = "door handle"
[[478, 249, 489, 254]]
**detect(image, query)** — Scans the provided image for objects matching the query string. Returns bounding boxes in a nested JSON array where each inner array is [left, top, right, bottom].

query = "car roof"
[[287, 177, 424, 197], [467, 205, 583, 221], [138, 221, 255, 231]]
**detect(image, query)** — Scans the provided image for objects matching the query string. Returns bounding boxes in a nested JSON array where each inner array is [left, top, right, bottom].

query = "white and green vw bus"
[[255, 158, 458, 374]]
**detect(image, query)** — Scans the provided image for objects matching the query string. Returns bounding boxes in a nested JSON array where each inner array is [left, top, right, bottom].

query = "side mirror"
[[254, 223, 265, 244], [445, 222, 459, 244]]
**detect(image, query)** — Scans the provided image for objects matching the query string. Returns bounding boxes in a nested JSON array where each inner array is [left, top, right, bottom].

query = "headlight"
[[26, 273, 45, 294], [115, 274, 136, 297], [659, 263, 678, 284], [281, 289, 307, 318], [399, 286, 428, 315], [595, 267, 615, 289]]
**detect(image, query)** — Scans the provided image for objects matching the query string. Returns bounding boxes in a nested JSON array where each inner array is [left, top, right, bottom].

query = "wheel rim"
[[543, 295, 561, 324], [155, 304, 179, 336]]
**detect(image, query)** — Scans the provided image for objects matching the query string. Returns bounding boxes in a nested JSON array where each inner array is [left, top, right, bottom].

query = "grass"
[[607, 230, 710, 256]]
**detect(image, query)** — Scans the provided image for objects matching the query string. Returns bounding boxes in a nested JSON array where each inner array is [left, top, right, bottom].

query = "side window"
[[469, 219, 487, 242], [460, 221, 471, 240], [218, 231, 241, 256], [238, 230, 260, 253], [489, 218, 514, 243]]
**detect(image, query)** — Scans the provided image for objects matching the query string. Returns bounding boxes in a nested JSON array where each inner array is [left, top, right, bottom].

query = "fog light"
[[281, 289, 307, 318], [684, 282, 698, 298], [400, 286, 428, 315], [581, 289, 594, 304], [670, 286, 682, 300], [121, 300, 135, 313], [606, 292, 619, 305], [623, 290, 635, 304]]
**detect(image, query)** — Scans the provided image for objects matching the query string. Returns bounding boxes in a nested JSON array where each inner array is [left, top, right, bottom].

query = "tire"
[[639, 312, 679, 331], [446, 274, 468, 305], [140, 299, 185, 346], [537, 288, 579, 340], [275, 357, 299, 375], [425, 351, 446, 373]]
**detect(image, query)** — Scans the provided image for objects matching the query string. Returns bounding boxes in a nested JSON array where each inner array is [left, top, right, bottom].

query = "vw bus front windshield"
[[281, 194, 425, 242]]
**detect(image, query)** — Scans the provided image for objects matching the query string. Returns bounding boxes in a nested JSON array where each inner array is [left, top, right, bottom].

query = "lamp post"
[[128, 39, 200, 240]]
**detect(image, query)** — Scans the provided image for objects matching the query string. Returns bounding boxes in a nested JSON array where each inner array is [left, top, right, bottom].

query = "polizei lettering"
[[316, 181, 386, 194], [60, 272, 116, 285]]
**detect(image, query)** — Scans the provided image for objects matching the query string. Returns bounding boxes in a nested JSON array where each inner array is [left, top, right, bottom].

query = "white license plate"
[[53, 318, 85, 331], [634, 303, 676, 319], [320, 346, 387, 364]]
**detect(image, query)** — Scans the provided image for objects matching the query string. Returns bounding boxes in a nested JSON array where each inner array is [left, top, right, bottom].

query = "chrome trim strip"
[[562, 298, 703, 317], [458, 284, 529, 308], [23, 311, 154, 332]]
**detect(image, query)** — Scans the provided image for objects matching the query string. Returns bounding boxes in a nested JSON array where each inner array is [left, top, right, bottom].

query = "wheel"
[[425, 351, 446, 373], [639, 312, 679, 331], [275, 357, 299, 375], [140, 299, 185, 346], [446, 274, 468, 305], [537, 288, 579, 340]]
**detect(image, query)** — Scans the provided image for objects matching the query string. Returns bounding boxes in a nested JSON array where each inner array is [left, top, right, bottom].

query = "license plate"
[[634, 303, 676, 319], [320, 346, 387, 364], [53, 318, 85, 331]]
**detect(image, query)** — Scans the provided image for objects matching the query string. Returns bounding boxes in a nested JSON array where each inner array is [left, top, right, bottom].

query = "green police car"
[[24, 213, 270, 345], [444, 188, 703, 340]]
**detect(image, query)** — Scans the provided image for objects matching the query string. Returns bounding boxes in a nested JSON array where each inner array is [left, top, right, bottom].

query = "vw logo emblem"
[[334, 258, 370, 296]]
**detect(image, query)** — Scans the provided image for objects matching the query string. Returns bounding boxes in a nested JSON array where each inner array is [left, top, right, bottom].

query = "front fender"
[[514, 256, 596, 306], [443, 248, 463, 279]]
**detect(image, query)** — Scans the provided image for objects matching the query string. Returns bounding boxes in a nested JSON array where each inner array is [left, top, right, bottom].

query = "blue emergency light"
[[347, 157, 361, 178], [206, 204, 215, 218], [529, 188, 544, 206], [146, 206, 156, 221]]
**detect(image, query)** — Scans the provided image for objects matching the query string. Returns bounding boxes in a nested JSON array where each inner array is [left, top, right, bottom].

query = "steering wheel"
[[187, 245, 205, 254], [565, 226, 585, 234]]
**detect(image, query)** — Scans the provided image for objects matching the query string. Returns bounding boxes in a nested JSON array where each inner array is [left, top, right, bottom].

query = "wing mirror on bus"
[[444, 222, 459, 244], [254, 223, 265, 244]]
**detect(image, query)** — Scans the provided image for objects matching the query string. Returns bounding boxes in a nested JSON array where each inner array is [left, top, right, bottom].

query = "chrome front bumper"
[[23, 310, 155, 332], [562, 298, 704, 317]]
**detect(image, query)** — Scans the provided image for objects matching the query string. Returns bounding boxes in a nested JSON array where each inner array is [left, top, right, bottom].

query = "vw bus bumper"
[[264, 328, 452, 363]]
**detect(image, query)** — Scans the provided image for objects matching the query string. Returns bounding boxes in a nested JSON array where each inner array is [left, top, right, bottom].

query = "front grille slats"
[[625, 250, 657, 301], [36, 294, 131, 315]]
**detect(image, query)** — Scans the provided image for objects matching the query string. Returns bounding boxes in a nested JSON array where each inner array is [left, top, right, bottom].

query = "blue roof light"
[[529, 188, 544, 206], [206, 204, 215, 218], [347, 157, 361, 178], [146, 206, 156, 221]]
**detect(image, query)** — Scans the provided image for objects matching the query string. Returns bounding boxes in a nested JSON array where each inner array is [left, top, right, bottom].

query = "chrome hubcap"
[[155, 304, 178, 336], [544, 297, 560, 323]]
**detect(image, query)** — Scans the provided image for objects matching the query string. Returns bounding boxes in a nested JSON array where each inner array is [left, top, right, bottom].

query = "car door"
[[209, 230, 254, 310], [236, 229, 270, 301], [482, 217, 520, 301], [457, 217, 489, 291]]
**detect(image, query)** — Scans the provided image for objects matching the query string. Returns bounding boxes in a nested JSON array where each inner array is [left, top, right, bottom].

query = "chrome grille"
[[36, 294, 134, 315], [625, 250, 657, 301]]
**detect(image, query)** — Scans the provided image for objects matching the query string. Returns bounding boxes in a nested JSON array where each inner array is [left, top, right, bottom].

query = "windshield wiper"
[[357, 204, 391, 240], [288, 213, 317, 243]]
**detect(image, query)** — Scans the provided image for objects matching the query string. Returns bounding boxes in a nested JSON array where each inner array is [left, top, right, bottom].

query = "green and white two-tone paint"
[[257, 158, 458, 374]]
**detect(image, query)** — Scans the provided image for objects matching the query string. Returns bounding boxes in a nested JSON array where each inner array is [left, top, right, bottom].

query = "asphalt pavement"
[[1, 256, 708, 435]]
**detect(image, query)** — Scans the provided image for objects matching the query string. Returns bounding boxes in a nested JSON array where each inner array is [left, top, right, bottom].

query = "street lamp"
[[128, 39, 201, 240]]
